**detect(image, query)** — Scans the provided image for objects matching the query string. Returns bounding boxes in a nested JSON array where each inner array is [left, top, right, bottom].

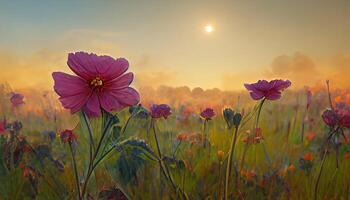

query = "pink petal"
[[104, 72, 134, 90], [67, 52, 98, 80], [99, 91, 122, 112], [249, 91, 265, 100], [67, 52, 129, 81], [52, 72, 89, 96], [110, 87, 140, 107], [271, 79, 291, 91], [52, 72, 91, 113], [84, 92, 101, 117], [265, 90, 282, 100], [102, 58, 129, 80], [255, 80, 273, 91]]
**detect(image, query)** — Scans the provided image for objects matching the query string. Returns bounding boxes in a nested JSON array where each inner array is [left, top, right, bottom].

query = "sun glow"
[[205, 24, 213, 33]]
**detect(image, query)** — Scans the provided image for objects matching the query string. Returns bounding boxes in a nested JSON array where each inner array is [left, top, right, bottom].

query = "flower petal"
[[104, 72, 134, 90], [99, 92, 122, 112], [67, 52, 129, 81], [249, 91, 265, 100], [52, 72, 91, 113], [84, 92, 101, 117], [110, 87, 140, 107], [265, 90, 282, 100], [271, 79, 291, 91]]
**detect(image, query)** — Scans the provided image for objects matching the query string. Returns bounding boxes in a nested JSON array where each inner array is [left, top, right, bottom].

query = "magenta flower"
[[322, 104, 350, 128], [10, 93, 24, 107], [0, 120, 6, 135], [200, 108, 215, 120], [322, 109, 338, 127], [52, 52, 140, 117], [150, 104, 172, 119], [244, 79, 291, 100]]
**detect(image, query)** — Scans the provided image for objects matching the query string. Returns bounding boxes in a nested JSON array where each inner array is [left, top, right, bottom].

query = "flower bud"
[[233, 113, 242, 128], [223, 108, 235, 129]]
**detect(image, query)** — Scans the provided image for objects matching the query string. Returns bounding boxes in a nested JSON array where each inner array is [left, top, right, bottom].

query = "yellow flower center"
[[90, 77, 103, 87]]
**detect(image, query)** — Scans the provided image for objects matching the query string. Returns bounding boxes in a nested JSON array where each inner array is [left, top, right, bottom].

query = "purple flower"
[[322, 104, 350, 128], [52, 52, 140, 118], [200, 108, 215, 120], [322, 109, 338, 127], [150, 104, 172, 119], [10, 93, 24, 107], [244, 79, 291, 100]]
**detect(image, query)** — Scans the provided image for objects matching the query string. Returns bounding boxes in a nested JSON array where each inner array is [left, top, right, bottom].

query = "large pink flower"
[[52, 52, 140, 117], [244, 79, 291, 100]]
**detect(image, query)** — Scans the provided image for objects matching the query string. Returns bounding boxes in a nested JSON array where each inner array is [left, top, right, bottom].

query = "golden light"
[[205, 25, 213, 33]]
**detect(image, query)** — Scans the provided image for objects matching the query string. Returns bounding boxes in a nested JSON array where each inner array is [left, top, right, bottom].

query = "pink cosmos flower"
[[10, 93, 25, 107], [244, 79, 291, 100], [150, 104, 172, 119], [200, 108, 215, 120], [52, 52, 140, 117]]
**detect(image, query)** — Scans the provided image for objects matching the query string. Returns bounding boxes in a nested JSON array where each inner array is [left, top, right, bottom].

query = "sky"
[[0, 0, 349, 90]]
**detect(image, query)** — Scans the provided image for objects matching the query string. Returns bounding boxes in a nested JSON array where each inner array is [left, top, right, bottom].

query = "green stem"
[[173, 141, 182, 157], [69, 142, 81, 200], [203, 120, 208, 148], [151, 119, 182, 197], [225, 126, 239, 200], [255, 98, 266, 129], [81, 115, 113, 198], [314, 148, 328, 200]]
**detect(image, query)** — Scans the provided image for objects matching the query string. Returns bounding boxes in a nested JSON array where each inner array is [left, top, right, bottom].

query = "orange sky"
[[0, 0, 349, 91]]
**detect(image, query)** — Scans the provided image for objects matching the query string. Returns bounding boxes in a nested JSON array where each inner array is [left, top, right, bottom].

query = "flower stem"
[[81, 115, 113, 198], [225, 126, 239, 200], [314, 148, 328, 200], [69, 142, 81, 200], [255, 98, 266, 128], [203, 119, 208, 148], [326, 80, 333, 110], [151, 119, 185, 198]]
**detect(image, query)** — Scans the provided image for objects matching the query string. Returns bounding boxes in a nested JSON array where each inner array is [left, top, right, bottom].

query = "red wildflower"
[[241, 169, 257, 180], [303, 152, 313, 161], [200, 108, 215, 120], [150, 104, 172, 119], [20, 162, 36, 178], [52, 52, 140, 118], [344, 152, 350, 160], [306, 132, 317, 142], [176, 133, 189, 141], [59, 129, 77, 143], [244, 79, 291, 100], [10, 93, 24, 107]]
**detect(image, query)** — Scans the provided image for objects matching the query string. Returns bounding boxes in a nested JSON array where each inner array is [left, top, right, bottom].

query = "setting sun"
[[205, 24, 213, 33]]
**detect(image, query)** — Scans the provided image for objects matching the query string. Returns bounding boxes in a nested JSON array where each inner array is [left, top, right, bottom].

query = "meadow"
[[0, 52, 349, 200]]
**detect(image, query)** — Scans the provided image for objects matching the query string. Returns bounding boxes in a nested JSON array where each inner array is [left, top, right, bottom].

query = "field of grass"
[[0, 82, 349, 200]]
